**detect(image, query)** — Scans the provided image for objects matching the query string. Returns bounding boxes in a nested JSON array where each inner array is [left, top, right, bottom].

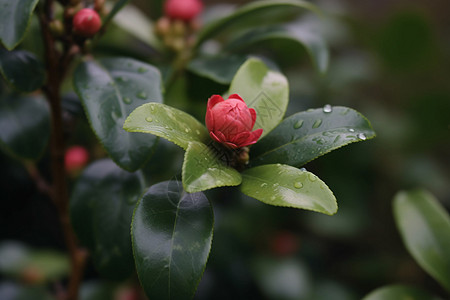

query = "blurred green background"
[[1, 0, 449, 299]]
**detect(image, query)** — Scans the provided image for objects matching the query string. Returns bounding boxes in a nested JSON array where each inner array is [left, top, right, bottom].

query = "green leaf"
[[196, 0, 320, 47], [240, 164, 337, 215], [0, 93, 50, 161], [393, 189, 450, 292], [187, 55, 248, 85], [250, 106, 375, 167], [0, 282, 54, 300], [113, 5, 163, 51], [132, 181, 214, 300], [73, 57, 163, 171], [70, 159, 145, 280], [101, 0, 130, 29], [225, 25, 329, 74], [0, 0, 39, 50], [124, 103, 209, 150], [362, 284, 440, 300], [0, 49, 46, 92], [182, 141, 242, 193], [228, 58, 289, 138]]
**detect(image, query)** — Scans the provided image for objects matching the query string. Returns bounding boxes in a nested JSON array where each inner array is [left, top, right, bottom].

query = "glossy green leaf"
[[187, 55, 248, 85], [362, 284, 440, 300], [101, 0, 130, 29], [225, 25, 329, 74], [0, 93, 50, 161], [132, 181, 214, 300], [182, 141, 242, 193], [113, 5, 163, 51], [73, 57, 163, 171], [196, 0, 320, 47], [124, 103, 209, 150], [250, 106, 375, 167], [70, 159, 145, 280], [241, 164, 337, 215], [393, 189, 450, 292], [0, 49, 46, 92], [228, 58, 289, 138], [0, 0, 39, 50]]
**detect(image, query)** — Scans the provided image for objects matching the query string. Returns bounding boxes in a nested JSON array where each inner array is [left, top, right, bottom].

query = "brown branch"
[[24, 163, 53, 198], [39, 2, 86, 300]]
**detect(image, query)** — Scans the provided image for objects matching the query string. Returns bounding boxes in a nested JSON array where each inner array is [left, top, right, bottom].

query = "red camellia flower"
[[205, 94, 263, 149], [164, 0, 203, 21], [65, 146, 89, 172], [72, 8, 102, 37]]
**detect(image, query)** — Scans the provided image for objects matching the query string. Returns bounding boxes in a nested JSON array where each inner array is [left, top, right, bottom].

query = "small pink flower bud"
[[164, 0, 203, 21], [72, 8, 102, 37], [65, 146, 89, 172], [205, 94, 263, 149]]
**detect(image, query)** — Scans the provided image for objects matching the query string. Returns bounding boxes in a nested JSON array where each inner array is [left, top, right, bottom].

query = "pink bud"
[[164, 0, 203, 21], [65, 146, 89, 172], [72, 8, 102, 37], [205, 94, 263, 149]]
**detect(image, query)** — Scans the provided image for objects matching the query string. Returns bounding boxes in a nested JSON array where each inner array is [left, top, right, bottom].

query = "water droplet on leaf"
[[138, 67, 147, 73], [123, 97, 132, 104], [357, 133, 367, 140], [294, 120, 304, 129], [145, 117, 153, 122], [136, 91, 147, 99], [312, 119, 322, 128], [323, 104, 332, 113], [308, 174, 317, 182], [348, 128, 355, 132], [294, 181, 303, 189]]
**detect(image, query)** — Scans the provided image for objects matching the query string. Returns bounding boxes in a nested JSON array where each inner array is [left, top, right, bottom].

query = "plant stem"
[[40, 2, 86, 300]]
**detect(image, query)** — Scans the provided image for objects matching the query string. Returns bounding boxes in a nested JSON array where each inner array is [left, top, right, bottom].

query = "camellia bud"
[[164, 0, 203, 21], [205, 94, 263, 149], [72, 8, 102, 37], [65, 145, 89, 173]]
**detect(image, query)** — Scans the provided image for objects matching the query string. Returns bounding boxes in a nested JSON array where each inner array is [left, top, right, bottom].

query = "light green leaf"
[[0, 49, 46, 92], [132, 181, 214, 300], [0, 93, 50, 161], [393, 189, 450, 292], [101, 0, 129, 29], [73, 57, 163, 171], [187, 55, 248, 85], [182, 141, 242, 193], [362, 284, 441, 300], [225, 24, 329, 74], [70, 159, 145, 280], [124, 103, 209, 150], [113, 5, 163, 51], [250, 106, 375, 167], [241, 164, 337, 215], [229, 58, 289, 138], [196, 0, 321, 47], [0, 0, 39, 50]]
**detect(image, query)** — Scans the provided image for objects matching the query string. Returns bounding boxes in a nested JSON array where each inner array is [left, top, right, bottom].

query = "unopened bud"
[[72, 8, 102, 37], [156, 17, 171, 36], [49, 20, 65, 37], [172, 19, 186, 36]]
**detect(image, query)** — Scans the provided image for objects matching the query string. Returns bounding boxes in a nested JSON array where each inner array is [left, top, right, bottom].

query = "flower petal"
[[228, 93, 245, 103], [249, 108, 257, 129], [239, 129, 263, 147], [231, 131, 251, 147], [209, 131, 222, 143], [207, 95, 224, 110], [205, 108, 214, 131]]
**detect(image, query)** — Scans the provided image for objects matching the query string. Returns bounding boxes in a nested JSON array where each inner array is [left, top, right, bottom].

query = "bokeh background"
[[1, 0, 449, 299]]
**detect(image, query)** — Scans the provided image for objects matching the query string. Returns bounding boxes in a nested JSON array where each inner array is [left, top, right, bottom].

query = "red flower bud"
[[65, 146, 89, 172], [72, 8, 102, 37], [164, 0, 203, 21], [205, 94, 263, 149]]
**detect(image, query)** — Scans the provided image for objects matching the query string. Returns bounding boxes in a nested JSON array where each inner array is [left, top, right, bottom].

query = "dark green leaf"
[[132, 181, 214, 300], [196, 0, 320, 47], [0, 0, 39, 50], [124, 103, 209, 150], [0, 49, 46, 92], [229, 58, 289, 138], [393, 189, 450, 292], [0, 93, 50, 161], [241, 164, 337, 215], [362, 284, 440, 300], [225, 25, 329, 74], [251, 106, 375, 167], [73, 57, 163, 171], [182, 141, 242, 193], [187, 55, 248, 85], [70, 159, 145, 280]]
